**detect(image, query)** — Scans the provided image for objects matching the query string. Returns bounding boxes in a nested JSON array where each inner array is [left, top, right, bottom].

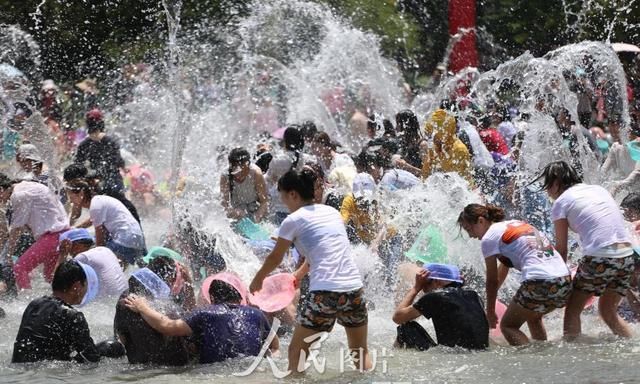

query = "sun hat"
[[626, 140, 640, 162], [423, 263, 463, 284], [131, 268, 171, 300], [200, 272, 248, 305], [78, 262, 100, 306], [142, 246, 183, 264], [16, 144, 43, 163], [59, 228, 95, 244], [247, 273, 296, 313], [352, 172, 376, 200]]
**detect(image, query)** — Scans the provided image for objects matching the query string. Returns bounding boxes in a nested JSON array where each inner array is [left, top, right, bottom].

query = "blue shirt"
[[185, 304, 271, 364]]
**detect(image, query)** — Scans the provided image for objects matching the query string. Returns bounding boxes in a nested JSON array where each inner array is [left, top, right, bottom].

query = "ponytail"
[[457, 203, 506, 226]]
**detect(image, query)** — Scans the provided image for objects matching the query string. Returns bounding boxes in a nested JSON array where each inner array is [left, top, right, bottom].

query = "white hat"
[[17, 144, 43, 163], [352, 172, 376, 199], [41, 79, 58, 92]]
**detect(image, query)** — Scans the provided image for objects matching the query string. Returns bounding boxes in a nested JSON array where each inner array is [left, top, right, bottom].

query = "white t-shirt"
[[481, 220, 569, 281], [278, 204, 362, 292], [266, 150, 313, 214], [89, 195, 144, 249], [10, 181, 68, 238], [75, 246, 128, 297], [380, 169, 420, 190], [551, 184, 632, 256]]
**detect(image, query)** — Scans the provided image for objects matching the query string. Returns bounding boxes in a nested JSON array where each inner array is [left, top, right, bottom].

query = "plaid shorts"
[[297, 288, 368, 332], [514, 276, 572, 314], [574, 256, 635, 296]]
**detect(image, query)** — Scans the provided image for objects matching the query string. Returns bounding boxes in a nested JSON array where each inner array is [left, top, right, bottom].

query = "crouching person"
[[12, 260, 100, 363], [114, 256, 191, 365], [392, 263, 489, 350], [123, 278, 278, 364]]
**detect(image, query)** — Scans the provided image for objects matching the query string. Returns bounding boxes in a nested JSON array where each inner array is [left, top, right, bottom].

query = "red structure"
[[448, 0, 479, 73]]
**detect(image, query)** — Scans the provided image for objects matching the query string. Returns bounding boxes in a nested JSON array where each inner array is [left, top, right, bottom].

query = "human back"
[[279, 203, 362, 292]]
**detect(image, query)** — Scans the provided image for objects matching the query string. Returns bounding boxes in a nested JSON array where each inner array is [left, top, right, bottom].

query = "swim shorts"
[[573, 255, 635, 296], [514, 276, 572, 313], [297, 288, 367, 332]]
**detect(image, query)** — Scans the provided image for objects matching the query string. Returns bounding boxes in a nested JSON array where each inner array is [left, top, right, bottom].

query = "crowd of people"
[[0, 53, 639, 376]]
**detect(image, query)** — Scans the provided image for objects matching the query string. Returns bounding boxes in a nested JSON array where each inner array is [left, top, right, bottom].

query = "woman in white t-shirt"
[[249, 168, 371, 373], [458, 203, 571, 345], [66, 180, 146, 266], [539, 160, 634, 339]]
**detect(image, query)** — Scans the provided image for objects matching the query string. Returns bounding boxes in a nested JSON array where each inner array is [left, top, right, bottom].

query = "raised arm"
[[123, 295, 193, 337]]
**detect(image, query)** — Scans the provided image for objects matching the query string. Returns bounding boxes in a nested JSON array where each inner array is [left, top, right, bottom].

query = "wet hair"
[[52, 260, 86, 292], [457, 203, 506, 226], [303, 162, 325, 181], [532, 161, 582, 192], [395, 109, 419, 133], [382, 119, 395, 137], [86, 118, 105, 134], [300, 120, 318, 141], [209, 280, 242, 304], [63, 163, 88, 182], [621, 193, 640, 213], [228, 147, 251, 165], [277, 168, 316, 201], [65, 179, 96, 205], [283, 125, 304, 170], [313, 132, 335, 151], [228, 147, 251, 196], [147, 255, 177, 286], [354, 150, 377, 170]]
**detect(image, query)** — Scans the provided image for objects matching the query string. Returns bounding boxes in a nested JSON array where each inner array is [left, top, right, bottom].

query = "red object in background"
[[448, 0, 479, 73]]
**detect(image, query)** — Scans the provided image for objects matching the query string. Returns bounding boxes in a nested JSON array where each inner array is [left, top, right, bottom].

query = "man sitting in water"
[[12, 260, 101, 363], [58, 228, 128, 298], [392, 263, 489, 350], [114, 256, 191, 365], [123, 277, 279, 364]]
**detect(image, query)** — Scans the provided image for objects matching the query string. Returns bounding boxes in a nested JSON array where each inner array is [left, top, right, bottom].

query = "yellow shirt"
[[340, 194, 397, 244]]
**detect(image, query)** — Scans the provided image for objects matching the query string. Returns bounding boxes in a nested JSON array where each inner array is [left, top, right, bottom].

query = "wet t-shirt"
[[413, 288, 489, 350], [12, 296, 100, 363], [114, 290, 189, 366], [185, 304, 271, 364]]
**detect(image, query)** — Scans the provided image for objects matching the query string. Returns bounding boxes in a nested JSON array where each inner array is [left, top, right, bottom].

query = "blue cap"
[[60, 228, 95, 243], [423, 263, 463, 284], [78, 262, 100, 306], [132, 268, 171, 300]]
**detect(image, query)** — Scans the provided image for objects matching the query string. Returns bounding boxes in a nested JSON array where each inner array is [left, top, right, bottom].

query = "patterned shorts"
[[573, 256, 635, 296], [297, 288, 368, 332], [514, 276, 572, 314]]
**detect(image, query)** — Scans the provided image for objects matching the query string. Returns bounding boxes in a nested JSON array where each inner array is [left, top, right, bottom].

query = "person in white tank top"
[[220, 148, 268, 223]]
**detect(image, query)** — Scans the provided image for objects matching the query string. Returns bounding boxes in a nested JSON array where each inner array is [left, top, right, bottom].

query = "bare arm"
[[253, 169, 269, 223], [249, 237, 292, 293], [554, 219, 570, 261], [123, 295, 193, 337], [485, 255, 499, 328], [220, 173, 231, 210], [392, 269, 428, 324], [95, 225, 108, 247], [6, 226, 27, 262]]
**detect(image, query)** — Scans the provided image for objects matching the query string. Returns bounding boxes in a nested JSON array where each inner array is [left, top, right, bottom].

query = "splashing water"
[[1, 1, 640, 383]]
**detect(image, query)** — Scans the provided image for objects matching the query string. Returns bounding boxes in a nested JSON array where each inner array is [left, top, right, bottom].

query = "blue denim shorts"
[[107, 240, 145, 265]]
